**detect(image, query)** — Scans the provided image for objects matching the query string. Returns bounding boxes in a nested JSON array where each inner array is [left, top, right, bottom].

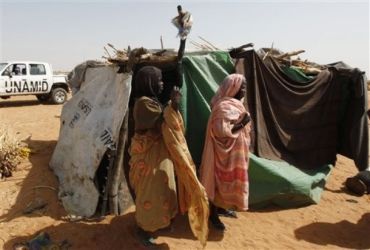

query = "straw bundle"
[[0, 126, 30, 179]]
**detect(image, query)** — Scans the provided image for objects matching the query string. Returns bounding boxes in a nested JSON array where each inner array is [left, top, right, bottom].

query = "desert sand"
[[0, 95, 369, 250]]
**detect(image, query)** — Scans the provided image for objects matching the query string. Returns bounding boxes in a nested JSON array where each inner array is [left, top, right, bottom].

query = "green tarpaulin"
[[180, 51, 332, 208], [181, 52, 235, 165], [249, 154, 332, 208], [281, 65, 314, 84]]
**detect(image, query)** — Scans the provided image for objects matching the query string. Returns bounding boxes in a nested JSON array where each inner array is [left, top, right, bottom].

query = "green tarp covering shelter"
[[249, 154, 332, 208], [180, 51, 332, 208], [181, 52, 235, 165]]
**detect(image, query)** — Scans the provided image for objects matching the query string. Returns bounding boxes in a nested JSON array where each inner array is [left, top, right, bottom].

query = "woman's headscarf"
[[134, 66, 162, 98], [210, 74, 246, 108]]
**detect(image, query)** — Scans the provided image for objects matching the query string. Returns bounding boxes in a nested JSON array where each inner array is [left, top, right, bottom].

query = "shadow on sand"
[[0, 98, 48, 108], [0, 138, 64, 223], [2, 139, 223, 249], [155, 213, 224, 242], [4, 212, 224, 250], [3, 213, 159, 250], [295, 212, 370, 249]]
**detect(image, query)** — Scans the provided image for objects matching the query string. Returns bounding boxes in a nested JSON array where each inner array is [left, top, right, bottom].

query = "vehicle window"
[[1, 65, 11, 76], [0, 63, 7, 72], [4, 64, 27, 76], [30, 64, 46, 75]]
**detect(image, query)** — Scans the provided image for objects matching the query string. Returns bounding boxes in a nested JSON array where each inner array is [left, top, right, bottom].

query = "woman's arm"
[[133, 97, 163, 132], [170, 86, 182, 111], [231, 113, 251, 133]]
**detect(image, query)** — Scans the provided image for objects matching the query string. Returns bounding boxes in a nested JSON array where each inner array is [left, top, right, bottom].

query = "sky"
[[0, 0, 369, 77]]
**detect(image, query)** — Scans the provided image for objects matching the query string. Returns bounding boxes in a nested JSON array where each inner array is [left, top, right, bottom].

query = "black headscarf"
[[134, 66, 162, 98]]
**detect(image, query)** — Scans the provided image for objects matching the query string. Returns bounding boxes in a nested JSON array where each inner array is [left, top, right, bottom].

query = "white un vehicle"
[[0, 61, 69, 104]]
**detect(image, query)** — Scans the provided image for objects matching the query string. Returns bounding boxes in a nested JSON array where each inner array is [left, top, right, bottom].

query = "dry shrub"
[[0, 126, 30, 179]]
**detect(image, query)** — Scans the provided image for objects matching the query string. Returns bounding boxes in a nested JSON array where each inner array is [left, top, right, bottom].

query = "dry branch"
[[276, 50, 305, 59], [263, 42, 274, 61], [198, 36, 220, 50], [0, 126, 30, 179]]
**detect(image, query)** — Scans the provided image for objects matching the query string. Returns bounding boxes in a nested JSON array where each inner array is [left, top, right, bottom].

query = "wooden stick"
[[276, 50, 305, 59], [195, 40, 214, 51], [190, 40, 203, 48], [263, 42, 274, 61], [104, 47, 112, 58], [198, 36, 220, 50], [200, 43, 213, 51], [190, 40, 205, 50], [190, 41, 202, 50], [107, 43, 118, 52], [160, 35, 164, 50]]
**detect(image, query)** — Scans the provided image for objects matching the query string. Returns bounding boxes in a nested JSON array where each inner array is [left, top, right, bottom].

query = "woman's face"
[[234, 81, 246, 100], [157, 76, 164, 95]]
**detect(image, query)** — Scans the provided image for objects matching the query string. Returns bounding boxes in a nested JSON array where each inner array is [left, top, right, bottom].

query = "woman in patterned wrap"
[[129, 66, 178, 245], [200, 74, 251, 231], [129, 66, 209, 247]]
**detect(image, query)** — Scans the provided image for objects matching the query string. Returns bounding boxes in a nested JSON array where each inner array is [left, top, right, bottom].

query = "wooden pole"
[[276, 50, 305, 59], [263, 42, 274, 61], [198, 36, 220, 50]]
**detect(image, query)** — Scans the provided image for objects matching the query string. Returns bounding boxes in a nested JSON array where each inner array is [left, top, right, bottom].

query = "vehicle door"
[[28, 63, 51, 94], [0, 63, 27, 95]]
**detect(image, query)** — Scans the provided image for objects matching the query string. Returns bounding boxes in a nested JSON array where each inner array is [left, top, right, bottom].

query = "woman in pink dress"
[[200, 74, 251, 231]]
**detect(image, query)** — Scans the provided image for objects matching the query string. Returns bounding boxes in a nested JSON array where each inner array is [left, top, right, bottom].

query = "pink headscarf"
[[210, 74, 246, 108]]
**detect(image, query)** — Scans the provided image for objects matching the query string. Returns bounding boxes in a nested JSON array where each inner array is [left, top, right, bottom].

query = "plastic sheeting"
[[180, 51, 235, 166], [181, 51, 332, 207], [249, 154, 332, 208], [50, 66, 133, 217], [235, 50, 368, 171]]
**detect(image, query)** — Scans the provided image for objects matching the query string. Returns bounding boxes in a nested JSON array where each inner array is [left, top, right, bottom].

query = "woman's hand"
[[170, 86, 182, 110], [240, 113, 251, 126], [231, 113, 250, 133]]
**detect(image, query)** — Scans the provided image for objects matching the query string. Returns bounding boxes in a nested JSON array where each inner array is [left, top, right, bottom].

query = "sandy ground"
[[0, 95, 369, 250]]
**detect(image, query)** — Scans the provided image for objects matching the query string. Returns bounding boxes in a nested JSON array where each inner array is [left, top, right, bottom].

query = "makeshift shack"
[[50, 44, 368, 217]]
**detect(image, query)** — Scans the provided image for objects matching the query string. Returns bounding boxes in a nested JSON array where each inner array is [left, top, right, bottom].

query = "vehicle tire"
[[36, 93, 50, 102], [51, 87, 67, 104]]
